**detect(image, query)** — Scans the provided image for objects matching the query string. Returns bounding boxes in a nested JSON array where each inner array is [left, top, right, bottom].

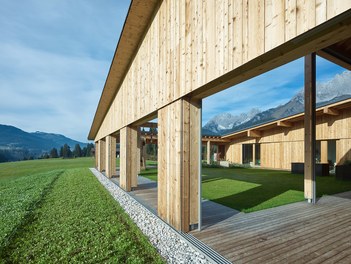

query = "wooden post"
[[252, 144, 256, 166], [321, 141, 328, 164], [140, 139, 147, 170], [120, 126, 138, 191], [137, 127, 141, 174], [105, 135, 116, 178], [158, 98, 200, 232], [304, 53, 316, 204], [95, 141, 99, 169], [207, 140, 211, 164], [97, 139, 106, 172]]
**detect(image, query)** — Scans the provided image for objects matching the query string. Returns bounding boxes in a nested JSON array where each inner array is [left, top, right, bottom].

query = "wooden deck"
[[111, 175, 351, 263], [191, 192, 351, 263]]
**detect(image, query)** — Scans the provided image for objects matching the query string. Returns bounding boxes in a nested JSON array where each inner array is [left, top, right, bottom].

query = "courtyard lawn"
[[0, 158, 163, 263], [141, 166, 351, 213]]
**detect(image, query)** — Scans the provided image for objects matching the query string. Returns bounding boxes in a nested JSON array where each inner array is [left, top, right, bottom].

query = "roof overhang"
[[88, 0, 161, 141]]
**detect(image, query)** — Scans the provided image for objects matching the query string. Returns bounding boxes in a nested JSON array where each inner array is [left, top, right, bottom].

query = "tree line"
[[40, 143, 94, 159]]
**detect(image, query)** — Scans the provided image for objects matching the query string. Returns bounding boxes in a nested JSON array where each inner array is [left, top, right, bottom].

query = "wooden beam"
[[304, 53, 316, 203], [323, 107, 339, 116], [202, 138, 231, 143], [248, 130, 262, 138], [105, 135, 116, 178], [317, 49, 351, 71], [140, 122, 158, 129], [277, 120, 292, 127]]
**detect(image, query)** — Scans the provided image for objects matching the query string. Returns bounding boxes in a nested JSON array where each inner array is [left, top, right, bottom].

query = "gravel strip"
[[90, 168, 213, 264]]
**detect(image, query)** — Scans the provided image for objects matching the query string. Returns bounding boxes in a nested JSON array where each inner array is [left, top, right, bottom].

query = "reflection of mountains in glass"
[[203, 71, 351, 136]]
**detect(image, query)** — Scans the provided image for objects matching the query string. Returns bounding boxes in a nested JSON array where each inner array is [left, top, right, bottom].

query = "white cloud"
[[0, 0, 130, 142], [202, 56, 349, 125], [202, 58, 304, 123]]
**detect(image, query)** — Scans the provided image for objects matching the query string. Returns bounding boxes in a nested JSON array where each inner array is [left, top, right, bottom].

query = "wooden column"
[[252, 144, 256, 166], [97, 139, 106, 172], [140, 139, 147, 170], [207, 140, 211, 164], [158, 98, 200, 232], [105, 135, 116, 178], [304, 53, 316, 203], [137, 127, 141, 174], [95, 141, 99, 168], [120, 126, 138, 192], [321, 141, 328, 164]]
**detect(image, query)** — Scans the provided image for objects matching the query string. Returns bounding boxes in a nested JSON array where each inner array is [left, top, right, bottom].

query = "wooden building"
[[224, 98, 351, 169], [88, 0, 351, 232]]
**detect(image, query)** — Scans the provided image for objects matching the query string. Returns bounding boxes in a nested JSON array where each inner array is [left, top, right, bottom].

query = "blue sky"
[[0, 1, 347, 142], [0, 0, 130, 142], [202, 56, 346, 124]]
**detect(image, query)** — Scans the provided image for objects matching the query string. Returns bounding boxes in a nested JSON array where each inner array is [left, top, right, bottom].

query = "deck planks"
[[191, 192, 351, 263], [110, 176, 351, 263]]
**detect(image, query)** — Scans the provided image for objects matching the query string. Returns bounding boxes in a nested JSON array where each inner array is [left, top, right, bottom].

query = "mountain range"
[[0, 124, 87, 161], [203, 70, 351, 136]]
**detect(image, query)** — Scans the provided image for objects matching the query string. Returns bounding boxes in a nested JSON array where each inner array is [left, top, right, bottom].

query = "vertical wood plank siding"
[[225, 107, 351, 169], [94, 0, 351, 141], [158, 98, 200, 231]]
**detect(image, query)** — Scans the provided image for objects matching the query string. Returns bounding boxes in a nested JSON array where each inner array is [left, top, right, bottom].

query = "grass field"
[[140, 166, 351, 213], [0, 158, 163, 263]]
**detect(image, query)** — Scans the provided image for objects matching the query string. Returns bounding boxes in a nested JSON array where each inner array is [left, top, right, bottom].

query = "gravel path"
[[90, 168, 214, 264]]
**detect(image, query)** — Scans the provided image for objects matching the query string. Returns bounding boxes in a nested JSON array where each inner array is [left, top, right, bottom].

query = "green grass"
[[0, 157, 94, 180], [115, 159, 156, 168], [141, 166, 351, 213], [0, 170, 63, 250], [0, 158, 163, 263]]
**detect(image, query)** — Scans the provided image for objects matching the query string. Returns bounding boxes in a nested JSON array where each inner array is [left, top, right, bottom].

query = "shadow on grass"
[[202, 167, 351, 212], [140, 166, 351, 213]]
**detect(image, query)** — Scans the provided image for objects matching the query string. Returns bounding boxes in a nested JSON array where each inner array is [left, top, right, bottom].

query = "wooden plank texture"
[[304, 53, 316, 201], [105, 135, 116, 178], [120, 126, 138, 192], [158, 98, 200, 231], [92, 1, 351, 141], [97, 139, 106, 172], [191, 192, 351, 263]]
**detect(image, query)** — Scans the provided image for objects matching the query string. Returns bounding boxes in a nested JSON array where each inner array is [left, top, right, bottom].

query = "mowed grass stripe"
[[1, 168, 163, 263], [0, 170, 62, 251], [0, 158, 94, 180]]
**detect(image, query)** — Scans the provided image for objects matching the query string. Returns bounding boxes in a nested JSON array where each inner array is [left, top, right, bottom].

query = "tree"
[[73, 144, 82, 158], [59, 146, 63, 157], [85, 143, 94, 157], [81, 147, 87, 157], [50, 148, 58, 158], [62, 144, 72, 158]]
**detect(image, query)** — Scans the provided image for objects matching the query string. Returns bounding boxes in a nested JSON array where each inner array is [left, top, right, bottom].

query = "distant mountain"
[[203, 70, 351, 135], [0, 124, 87, 161], [203, 109, 260, 135]]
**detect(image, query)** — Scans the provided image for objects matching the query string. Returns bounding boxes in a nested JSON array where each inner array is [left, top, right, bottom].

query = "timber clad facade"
[[89, 0, 351, 232], [224, 99, 351, 169]]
